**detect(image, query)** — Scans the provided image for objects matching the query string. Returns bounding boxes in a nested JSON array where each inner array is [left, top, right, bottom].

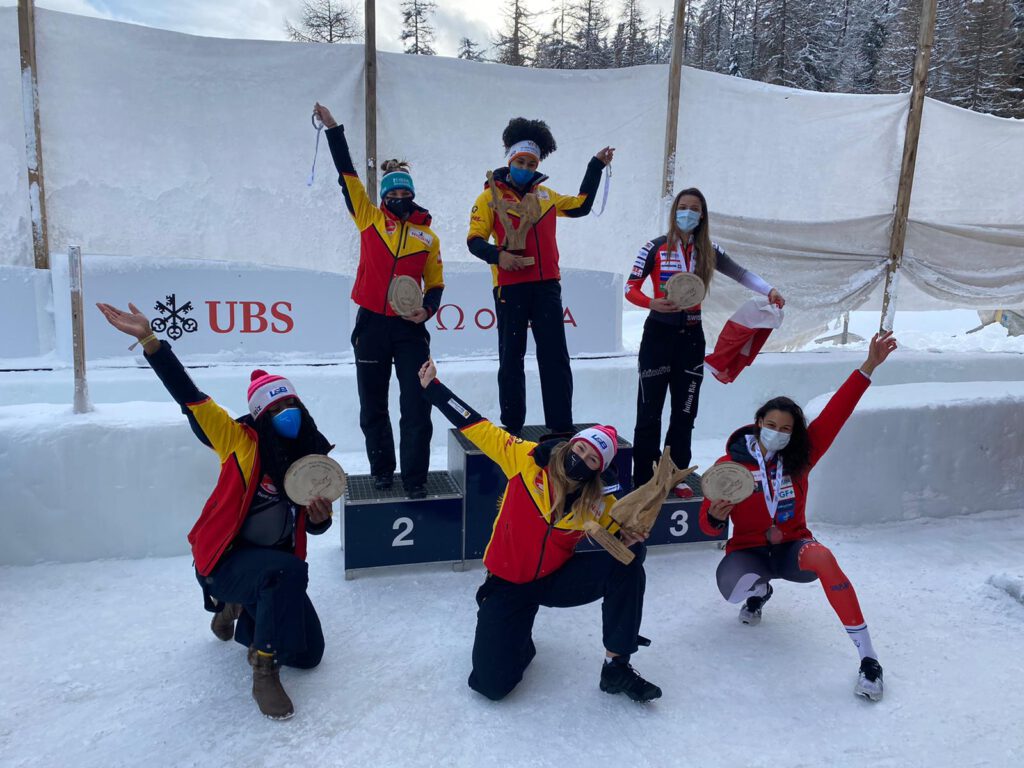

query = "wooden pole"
[[661, 0, 687, 199], [364, 0, 378, 205], [68, 245, 92, 414], [18, 0, 50, 270], [879, 0, 937, 332]]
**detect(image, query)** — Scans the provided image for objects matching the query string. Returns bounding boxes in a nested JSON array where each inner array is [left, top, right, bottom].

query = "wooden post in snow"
[[879, 0, 937, 332], [661, 0, 687, 199], [18, 0, 50, 270], [364, 0, 378, 205], [69, 246, 92, 414]]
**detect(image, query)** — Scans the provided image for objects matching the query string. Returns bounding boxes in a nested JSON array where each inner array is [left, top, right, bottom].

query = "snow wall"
[[2, 355, 1023, 566], [1, 8, 1023, 352]]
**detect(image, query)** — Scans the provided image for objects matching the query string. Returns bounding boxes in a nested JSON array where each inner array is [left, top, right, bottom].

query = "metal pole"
[[364, 0, 378, 205], [69, 245, 92, 414], [18, 0, 50, 269], [879, 0, 937, 332], [661, 0, 688, 199]]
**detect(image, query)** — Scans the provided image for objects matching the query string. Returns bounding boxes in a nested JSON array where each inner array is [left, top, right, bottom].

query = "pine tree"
[[649, 9, 672, 64], [568, 0, 614, 68], [536, 1, 576, 68], [400, 0, 437, 55], [458, 37, 486, 61], [493, 0, 538, 66], [617, 0, 653, 67], [943, 0, 1018, 115], [285, 0, 361, 43]]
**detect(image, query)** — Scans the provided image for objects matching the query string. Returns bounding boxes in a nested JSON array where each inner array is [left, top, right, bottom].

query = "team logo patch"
[[268, 385, 289, 397], [535, 189, 550, 201], [260, 476, 278, 495], [408, 228, 433, 247], [534, 475, 545, 494], [385, 219, 398, 234]]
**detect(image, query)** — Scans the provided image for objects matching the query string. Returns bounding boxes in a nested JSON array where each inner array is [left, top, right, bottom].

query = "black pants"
[[632, 316, 705, 487], [200, 546, 324, 668], [468, 544, 647, 701], [494, 281, 573, 434], [715, 540, 817, 603], [351, 308, 433, 487]]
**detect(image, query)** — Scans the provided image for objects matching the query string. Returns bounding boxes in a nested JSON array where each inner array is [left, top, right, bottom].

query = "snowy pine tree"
[[617, 0, 654, 67], [493, 0, 538, 66], [400, 0, 437, 55], [458, 37, 487, 61], [569, 0, 614, 69], [536, 1, 576, 68], [285, 0, 361, 43]]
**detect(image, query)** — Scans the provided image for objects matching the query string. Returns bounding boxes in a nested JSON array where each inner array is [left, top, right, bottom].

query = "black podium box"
[[448, 424, 635, 561], [342, 471, 462, 575]]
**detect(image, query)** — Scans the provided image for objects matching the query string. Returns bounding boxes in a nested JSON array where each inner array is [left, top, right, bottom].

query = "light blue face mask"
[[675, 209, 701, 232], [509, 166, 535, 188], [759, 426, 791, 453], [272, 407, 302, 439]]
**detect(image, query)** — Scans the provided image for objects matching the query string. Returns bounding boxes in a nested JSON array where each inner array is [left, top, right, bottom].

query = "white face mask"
[[759, 426, 791, 453]]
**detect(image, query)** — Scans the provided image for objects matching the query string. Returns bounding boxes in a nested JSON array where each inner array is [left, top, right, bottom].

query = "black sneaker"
[[855, 657, 884, 701], [739, 583, 773, 626], [372, 473, 394, 491], [600, 659, 662, 703], [406, 484, 427, 500]]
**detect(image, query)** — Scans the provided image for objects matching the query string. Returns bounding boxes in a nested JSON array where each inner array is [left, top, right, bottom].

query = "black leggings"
[[715, 540, 817, 603], [468, 545, 647, 701]]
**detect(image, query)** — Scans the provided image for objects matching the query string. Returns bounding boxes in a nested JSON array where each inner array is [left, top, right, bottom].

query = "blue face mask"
[[675, 209, 701, 232], [509, 166, 535, 188], [272, 407, 302, 439]]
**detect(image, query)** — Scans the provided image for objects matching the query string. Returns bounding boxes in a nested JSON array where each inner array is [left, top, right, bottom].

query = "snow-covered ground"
[[2, 510, 1022, 768]]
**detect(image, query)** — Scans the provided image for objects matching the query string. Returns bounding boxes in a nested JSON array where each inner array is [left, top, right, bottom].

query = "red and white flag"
[[705, 300, 784, 384]]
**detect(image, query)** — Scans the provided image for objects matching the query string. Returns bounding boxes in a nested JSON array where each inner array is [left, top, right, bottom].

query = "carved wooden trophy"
[[487, 170, 540, 266]]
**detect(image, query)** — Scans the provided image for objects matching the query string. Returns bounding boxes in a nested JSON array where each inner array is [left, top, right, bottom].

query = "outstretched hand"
[[862, 330, 898, 375], [418, 358, 437, 389], [96, 302, 152, 340], [313, 102, 338, 129]]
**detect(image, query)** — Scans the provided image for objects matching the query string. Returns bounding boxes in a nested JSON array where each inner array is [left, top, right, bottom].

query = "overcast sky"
[[12, 0, 679, 58]]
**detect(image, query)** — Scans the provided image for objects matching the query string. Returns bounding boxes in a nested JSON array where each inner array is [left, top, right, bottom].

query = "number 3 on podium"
[[669, 510, 688, 537]]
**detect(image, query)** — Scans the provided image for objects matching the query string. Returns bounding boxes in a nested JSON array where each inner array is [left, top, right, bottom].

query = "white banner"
[[0, 266, 53, 359]]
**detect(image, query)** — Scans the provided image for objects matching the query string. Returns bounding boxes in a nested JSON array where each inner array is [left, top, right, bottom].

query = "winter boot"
[[373, 473, 394, 491], [855, 657, 884, 702], [210, 603, 242, 642], [600, 657, 662, 703], [739, 583, 773, 626], [248, 648, 295, 720]]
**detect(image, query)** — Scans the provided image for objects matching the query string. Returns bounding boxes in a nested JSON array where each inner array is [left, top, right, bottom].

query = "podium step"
[[345, 471, 461, 503]]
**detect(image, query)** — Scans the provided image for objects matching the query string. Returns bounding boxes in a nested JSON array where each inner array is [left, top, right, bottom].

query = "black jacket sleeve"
[[144, 340, 214, 447], [561, 157, 605, 219], [467, 236, 501, 265], [422, 286, 443, 317], [422, 379, 484, 430], [307, 517, 332, 535]]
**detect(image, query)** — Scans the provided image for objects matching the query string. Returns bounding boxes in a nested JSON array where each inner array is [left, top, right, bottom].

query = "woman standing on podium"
[[699, 332, 898, 701], [315, 103, 444, 499], [418, 358, 662, 704], [625, 187, 784, 493], [466, 117, 613, 436]]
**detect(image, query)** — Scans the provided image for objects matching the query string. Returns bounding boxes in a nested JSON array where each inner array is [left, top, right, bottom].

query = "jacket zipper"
[[533, 227, 543, 280], [383, 220, 408, 314], [533, 516, 555, 581]]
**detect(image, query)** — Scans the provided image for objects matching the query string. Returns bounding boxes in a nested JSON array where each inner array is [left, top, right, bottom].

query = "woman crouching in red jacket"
[[699, 331, 898, 702]]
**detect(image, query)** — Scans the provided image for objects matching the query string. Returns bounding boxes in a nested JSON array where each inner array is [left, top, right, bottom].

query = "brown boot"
[[210, 603, 242, 642], [248, 648, 294, 720]]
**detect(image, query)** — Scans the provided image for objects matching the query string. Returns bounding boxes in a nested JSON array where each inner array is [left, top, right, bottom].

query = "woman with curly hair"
[[467, 117, 613, 436]]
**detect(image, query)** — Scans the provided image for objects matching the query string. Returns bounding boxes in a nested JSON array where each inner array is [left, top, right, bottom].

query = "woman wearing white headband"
[[418, 358, 661, 703], [313, 102, 444, 499], [467, 117, 613, 436]]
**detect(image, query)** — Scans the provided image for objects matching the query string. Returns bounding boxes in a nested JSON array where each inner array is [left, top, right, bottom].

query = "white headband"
[[505, 140, 541, 163]]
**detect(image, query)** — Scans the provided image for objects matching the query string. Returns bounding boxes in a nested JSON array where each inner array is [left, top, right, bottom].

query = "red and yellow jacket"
[[425, 379, 620, 583], [466, 161, 604, 288], [145, 342, 320, 576], [326, 125, 444, 317], [698, 371, 871, 552]]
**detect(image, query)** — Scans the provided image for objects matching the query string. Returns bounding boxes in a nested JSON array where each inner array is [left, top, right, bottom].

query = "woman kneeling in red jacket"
[[700, 332, 898, 702]]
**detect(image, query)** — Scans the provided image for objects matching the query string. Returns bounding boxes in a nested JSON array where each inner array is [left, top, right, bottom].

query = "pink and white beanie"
[[570, 425, 619, 471], [247, 369, 298, 419]]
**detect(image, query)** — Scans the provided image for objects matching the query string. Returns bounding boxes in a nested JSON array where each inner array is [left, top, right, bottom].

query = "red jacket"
[[699, 371, 870, 552]]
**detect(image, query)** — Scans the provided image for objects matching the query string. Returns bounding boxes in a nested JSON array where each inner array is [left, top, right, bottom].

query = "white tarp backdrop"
[[1, 8, 1022, 353]]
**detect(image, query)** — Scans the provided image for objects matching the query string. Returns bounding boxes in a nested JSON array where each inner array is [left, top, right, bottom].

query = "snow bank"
[[807, 381, 1024, 525], [987, 573, 1024, 605]]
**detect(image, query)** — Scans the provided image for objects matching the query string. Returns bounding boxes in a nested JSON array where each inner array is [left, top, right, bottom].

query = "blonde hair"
[[380, 159, 411, 174], [546, 442, 606, 526], [666, 187, 716, 291]]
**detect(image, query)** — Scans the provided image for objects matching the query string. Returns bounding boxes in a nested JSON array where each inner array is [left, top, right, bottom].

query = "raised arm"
[[96, 302, 247, 461], [551, 148, 612, 219], [315, 102, 383, 233], [806, 331, 897, 468], [713, 245, 785, 308], [418, 358, 535, 479]]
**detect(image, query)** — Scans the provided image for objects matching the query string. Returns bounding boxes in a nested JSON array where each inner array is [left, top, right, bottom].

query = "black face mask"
[[563, 450, 596, 483], [384, 196, 415, 220]]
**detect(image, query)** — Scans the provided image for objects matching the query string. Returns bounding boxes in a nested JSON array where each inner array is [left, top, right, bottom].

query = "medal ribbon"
[[747, 435, 784, 523]]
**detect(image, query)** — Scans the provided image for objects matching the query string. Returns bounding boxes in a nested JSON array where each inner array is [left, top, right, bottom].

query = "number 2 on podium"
[[392, 517, 415, 547]]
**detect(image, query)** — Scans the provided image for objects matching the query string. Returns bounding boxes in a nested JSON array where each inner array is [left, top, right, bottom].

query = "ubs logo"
[[151, 294, 198, 340]]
